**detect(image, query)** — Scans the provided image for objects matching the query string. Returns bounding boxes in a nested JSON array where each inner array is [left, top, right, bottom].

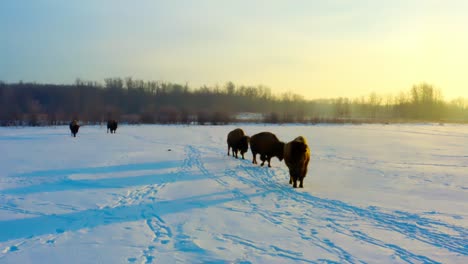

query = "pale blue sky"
[[1, 0, 467, 99]]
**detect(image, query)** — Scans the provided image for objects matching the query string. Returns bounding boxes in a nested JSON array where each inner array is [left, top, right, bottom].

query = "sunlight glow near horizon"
[[1, 0, 468, 100]]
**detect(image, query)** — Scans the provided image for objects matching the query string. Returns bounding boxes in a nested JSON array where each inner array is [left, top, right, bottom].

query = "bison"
[[69, 120, 80, 137], [107, 119, 118, 134], [250, 132, 285, 167], [227, 128, 249, 159], [284, 136, 310, 188]]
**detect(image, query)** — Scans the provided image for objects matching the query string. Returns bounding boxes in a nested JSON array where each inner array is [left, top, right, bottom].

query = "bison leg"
[[252, 152, 257, 164], [292, 174, 298, 188], [241, 152, 245, 159], [260, 154, 267, 166], [227, 146, 230, 156], [289, 171, 298, 188], [299, 172, 305, 188], [234, 149, 238, 159], [267, 156, 272, 167]]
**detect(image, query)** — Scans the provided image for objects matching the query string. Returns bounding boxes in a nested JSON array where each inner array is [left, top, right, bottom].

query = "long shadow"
[[2, 171, 211, 195], [0, 136, 38, 141], [12, 160, 183, 178], [0, 133, 73, 141], [0, 190, 271, 242]]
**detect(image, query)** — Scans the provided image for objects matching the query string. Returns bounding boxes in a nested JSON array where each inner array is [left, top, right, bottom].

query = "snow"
[[0, 124, 467, 263]]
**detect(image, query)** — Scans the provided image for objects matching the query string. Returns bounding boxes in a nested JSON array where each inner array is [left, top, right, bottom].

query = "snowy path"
[[0, 124, 467, 263]]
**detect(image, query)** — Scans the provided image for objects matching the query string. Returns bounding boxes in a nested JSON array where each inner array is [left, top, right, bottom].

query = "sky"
[[1, 0, 468, 99]]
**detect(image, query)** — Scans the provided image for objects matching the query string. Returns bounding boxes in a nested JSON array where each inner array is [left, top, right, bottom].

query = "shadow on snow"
[[0, 190, 272, 243], [12, 160, 183, 178], [2, 171, 208, 195]]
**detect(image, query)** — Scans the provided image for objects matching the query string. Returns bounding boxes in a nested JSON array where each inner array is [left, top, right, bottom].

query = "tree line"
[[0, 78, 467, 126]]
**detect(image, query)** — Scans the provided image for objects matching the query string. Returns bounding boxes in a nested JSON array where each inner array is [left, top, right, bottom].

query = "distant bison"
[[227, 128, 249, 159], [284, 136, 310, 188], [107, 120, 118, 134], [69, 120, 80, 137], [250, 132, 285, 167]]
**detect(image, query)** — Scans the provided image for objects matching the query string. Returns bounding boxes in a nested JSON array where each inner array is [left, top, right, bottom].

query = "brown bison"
[[107, 120, 118, 134], [69, 120, 80, 137], [250, 132, 285, 167], [227, 128, 250, 159], [284, 136, 310, 188]]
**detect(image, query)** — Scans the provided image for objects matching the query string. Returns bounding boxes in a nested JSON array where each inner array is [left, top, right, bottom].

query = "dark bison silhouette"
[[69, 120, 80, 137], [107, 120, 118, 134], [284, 136, 310, 188], [227, 128, 249, 159], [250, 132, 284, 167]]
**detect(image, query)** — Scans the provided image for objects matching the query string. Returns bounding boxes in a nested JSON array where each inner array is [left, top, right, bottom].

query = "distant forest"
[[1, 78, 467, 126]]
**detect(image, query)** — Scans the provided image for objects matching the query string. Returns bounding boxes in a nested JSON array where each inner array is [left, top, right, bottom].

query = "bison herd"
[[68, 119, 118, 137], [67, 122, 308, 188], [227, 128, 310, 188]]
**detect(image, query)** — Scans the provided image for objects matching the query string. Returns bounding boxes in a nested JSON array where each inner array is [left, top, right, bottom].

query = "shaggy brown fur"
[[227, 128, 250, 159], [284, 136, 310, 188], [69, 120, 80, 137], [250, 132, 285, 167], [107, 120, 118, 134]]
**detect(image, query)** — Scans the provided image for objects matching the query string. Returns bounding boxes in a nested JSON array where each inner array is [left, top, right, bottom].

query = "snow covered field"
[[0, 124, 467, 263]]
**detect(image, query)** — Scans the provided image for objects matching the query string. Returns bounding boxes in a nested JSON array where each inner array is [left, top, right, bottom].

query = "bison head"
[[275, 142, 285, 161], [239, 136, 250, 154]]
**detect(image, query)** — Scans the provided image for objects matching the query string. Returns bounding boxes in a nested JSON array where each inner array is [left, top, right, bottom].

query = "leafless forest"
[[1, 79, 467, 126]]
